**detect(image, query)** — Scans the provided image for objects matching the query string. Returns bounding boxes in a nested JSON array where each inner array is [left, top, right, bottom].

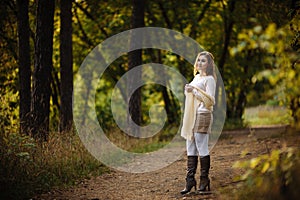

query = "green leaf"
[[261, 162, 270, 173], [250, 157, 261, 169], [16, 152, 30, 157], [241, 170, 252, 180]]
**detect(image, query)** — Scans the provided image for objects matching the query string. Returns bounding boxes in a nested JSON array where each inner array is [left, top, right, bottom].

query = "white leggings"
[[186, 133, 209, 157]]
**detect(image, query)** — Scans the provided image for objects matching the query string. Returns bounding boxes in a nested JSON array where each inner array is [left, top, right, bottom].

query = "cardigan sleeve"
[[205, 77, 216, 105], [191, 76, 216, 105]]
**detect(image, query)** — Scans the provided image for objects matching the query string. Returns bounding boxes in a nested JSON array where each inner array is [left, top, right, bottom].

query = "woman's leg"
[[181, 136, 198, 194], [194, 133, 211, 192], [194, 133, 209, 157], [186, 136, 199, 156]]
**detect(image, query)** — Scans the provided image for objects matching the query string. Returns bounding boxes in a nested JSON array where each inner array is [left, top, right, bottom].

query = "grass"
[[0, 131, 109, 200], [223, 117, 246, 130], [105, 125, 178, 153], [243, 105, 293, 127], [0, 123, 179, 199]]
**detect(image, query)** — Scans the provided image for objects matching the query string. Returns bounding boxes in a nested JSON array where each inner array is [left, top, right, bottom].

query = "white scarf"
[[180, 86, 214, 140]]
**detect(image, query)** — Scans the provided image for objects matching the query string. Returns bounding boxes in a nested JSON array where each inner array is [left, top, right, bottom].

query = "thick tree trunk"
[[127, 0, 145, 136], [60, 0, 73, 133], [16, 0, 31, 134], [31, 0, 55, 141]]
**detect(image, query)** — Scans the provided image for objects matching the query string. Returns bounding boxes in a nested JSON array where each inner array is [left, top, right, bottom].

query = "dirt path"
[[35, 127, 299, 200]]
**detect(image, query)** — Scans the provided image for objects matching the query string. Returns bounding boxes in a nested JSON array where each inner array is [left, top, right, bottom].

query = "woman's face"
[[196, 55, 208, 72]]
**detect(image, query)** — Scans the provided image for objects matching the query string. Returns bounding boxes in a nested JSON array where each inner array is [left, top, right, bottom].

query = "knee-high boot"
[[181, 156, 198, 194], [198, 155, 210, 192]]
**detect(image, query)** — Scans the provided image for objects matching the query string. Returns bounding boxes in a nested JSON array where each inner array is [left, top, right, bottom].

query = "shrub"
[[233, 147, 300, 200], [0, 90, 108, 199], [0, 130, 108, 199]]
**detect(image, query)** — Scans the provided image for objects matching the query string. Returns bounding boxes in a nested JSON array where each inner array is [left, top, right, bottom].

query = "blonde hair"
[[193, 51, 217, 81]]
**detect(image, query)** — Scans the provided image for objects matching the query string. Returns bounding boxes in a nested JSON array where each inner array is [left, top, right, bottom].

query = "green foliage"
[[1, 0, 299, 197], [0, 90, 19, 133], [104, 124, 178, 154], [233, 147, 300, 200], [224, 104, 293, 129], [223, 117, 247, 130], [0, 130, 108, 199], [130, 141, 168, 153], [243, 105, 293, 126], [231, 20, 300, 127], [0, 132, 37, 198]]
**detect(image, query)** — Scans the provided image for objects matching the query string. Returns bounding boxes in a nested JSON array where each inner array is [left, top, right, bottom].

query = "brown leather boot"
[[198, 155, 210, 192], [181, 156, 198, 194]]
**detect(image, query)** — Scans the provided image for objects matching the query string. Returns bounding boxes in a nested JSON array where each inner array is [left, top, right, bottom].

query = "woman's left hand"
[[185, 84, 193, 93]]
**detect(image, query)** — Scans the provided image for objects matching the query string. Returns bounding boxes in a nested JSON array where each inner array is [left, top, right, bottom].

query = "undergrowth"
[[232, 142, 300, 200], [0, 131, 108, 199], [0, 91, 108, 199], [0, 91, 180, 199], [243, 105, 293, 127], [105, 125, 178, 153]]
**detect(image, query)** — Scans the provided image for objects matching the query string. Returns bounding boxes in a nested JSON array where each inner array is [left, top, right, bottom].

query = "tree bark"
[[31, 0, 55, 141], [16, 0, 31, 134], [60, 0, 73, 133], [127, 0, 145, 136], [219, 0, 236, 75]]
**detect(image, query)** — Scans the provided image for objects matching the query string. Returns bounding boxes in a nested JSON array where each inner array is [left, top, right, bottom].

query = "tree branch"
[[157, 1, 173, 29], [74, 1, 108, 38], [74, 6, 94, 48], [189, 0, 212, 38]]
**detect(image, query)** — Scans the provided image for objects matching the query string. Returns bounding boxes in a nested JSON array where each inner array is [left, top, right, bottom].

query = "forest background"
[[0, 0, 299, 199]]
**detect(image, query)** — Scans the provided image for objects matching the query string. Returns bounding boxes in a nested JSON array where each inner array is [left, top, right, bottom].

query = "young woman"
[[180, 51, 216, 194]]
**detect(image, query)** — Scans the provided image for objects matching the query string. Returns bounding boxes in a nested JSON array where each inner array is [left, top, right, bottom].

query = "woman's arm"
[[191, 89, 203, 101], [205, 77, 216, 104], [191, 77, 216, 104]]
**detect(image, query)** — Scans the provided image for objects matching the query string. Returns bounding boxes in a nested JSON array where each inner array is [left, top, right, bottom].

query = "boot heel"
[[181, 156, 198, 195], [181, 179, 197, 194]]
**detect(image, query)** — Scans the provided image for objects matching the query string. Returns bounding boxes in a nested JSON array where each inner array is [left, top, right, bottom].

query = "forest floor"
[[34, 125, 300, 200]]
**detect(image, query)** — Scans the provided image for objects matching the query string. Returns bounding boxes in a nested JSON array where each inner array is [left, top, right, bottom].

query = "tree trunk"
[[235, 89, 246, 119], [31, 0, 55, 141], [60, 0, 73, 133], [127, 0, 145, 136], [16, 0, 31, 134], [220, 0, 236, 120], [290, 96, 300, 127], [232, 50, 251, 119], [219, 0, 236, 75]]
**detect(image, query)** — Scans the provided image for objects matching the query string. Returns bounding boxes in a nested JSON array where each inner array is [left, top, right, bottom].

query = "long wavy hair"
[[193, 51, 217, 81]]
